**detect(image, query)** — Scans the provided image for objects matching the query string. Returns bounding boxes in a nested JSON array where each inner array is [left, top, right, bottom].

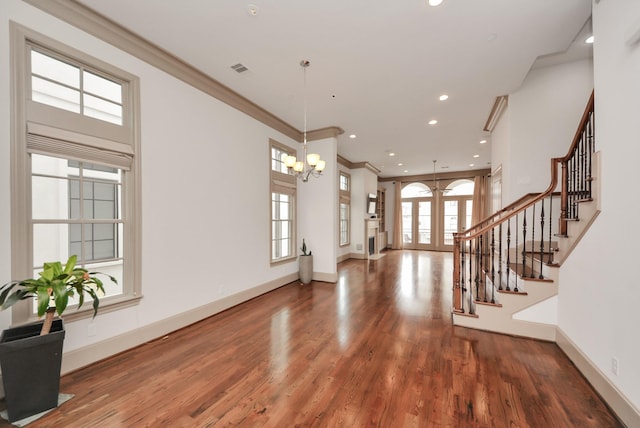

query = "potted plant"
[[299, 239, 313, 285], [0, 255, 116, 422]]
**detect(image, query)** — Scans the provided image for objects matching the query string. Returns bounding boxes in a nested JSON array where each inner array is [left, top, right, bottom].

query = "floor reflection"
[[336, 276, 350, 349], [269, 307, 290, 378]]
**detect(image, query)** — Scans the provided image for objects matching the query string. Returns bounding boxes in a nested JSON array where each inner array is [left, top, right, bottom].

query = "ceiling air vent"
[[231, 63, 249, 73]]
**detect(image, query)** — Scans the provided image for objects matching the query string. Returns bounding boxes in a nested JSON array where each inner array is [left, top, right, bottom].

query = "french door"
[[402, 196, 473, 251], [402, 198, 434, 250], [441, 197, 473, 250]]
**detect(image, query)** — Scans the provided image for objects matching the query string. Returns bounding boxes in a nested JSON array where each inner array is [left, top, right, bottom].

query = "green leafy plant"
[[300, 239, 312, 256], [0, 255, 117, 335]]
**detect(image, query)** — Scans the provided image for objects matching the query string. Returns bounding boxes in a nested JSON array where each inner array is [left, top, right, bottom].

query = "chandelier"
[[282, 60, 325, 182]]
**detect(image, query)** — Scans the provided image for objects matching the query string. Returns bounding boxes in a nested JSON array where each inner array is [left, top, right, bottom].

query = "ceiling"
[[76, 0, 592, 178]]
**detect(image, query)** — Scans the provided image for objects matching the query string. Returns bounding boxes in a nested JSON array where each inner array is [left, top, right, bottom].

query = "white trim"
[[556, 327, 639, 427]]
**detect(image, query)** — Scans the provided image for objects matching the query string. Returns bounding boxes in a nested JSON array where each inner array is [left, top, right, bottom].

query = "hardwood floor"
[[1, 250, 622, 427]]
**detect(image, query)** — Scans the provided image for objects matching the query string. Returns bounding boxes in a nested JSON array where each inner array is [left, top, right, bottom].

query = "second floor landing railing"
[[453, 91, 595, 314]]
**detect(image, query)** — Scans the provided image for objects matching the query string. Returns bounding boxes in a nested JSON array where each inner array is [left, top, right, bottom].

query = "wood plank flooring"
[[1, 250, 622, 427]]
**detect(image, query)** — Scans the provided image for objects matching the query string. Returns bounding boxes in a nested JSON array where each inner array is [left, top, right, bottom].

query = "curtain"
[[471, 175, 489, 226], [392, 180, 403, 249]]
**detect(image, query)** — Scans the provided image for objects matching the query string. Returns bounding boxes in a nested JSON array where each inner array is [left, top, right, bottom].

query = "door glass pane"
[[444, 200, 458, 245], [402, 202, 412, 244], [466, 200, 473, 229], [418, 201, 431, 244]]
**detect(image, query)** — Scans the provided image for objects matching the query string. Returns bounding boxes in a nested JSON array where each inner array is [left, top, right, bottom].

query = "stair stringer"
[[554, 151, 601, 265], [453, 279, 559, 341]]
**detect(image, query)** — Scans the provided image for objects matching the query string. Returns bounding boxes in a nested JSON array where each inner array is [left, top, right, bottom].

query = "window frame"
[[269, 139, 297, 265], [339, 171, 351, 247], [10, 23, 142, 323]]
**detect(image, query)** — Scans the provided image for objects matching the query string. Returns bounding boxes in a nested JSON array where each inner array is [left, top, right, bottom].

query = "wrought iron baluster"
[[460, 239, 466, 313], [548, 194, 554, 265], [506, 218, 511, 291], [520, 210, 526, 277], [498, 223, 503, 291], [539, 199, 545, 279], [468, 240, 474, 314], [530, 204, 536, 278], [482, 233, 488, 303], [475, 237, 480, 301], [490, 227, 496, 304], [515, 212, 521, 292]]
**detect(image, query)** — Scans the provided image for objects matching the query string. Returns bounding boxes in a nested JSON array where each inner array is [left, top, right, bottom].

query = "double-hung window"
[[339, 171, 351, 246], [11, 24, 141, 322], [270, 139, 297, 263]]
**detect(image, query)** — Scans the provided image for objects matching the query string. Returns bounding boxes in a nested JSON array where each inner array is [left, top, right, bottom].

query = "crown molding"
[[305, 126, 344, 142], [483, 95, 508, 132], [378, 168, 491, 183], [23, 0, 339, 143]]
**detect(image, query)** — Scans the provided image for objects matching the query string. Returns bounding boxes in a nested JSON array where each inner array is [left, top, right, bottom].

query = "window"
[[30, 48, 123, 125], [339, 172, 351, 246], [11, 24, 141, 322], [270, 139, 297, 263]]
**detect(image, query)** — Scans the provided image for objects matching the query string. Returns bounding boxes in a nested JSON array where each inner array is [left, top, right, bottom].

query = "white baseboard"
[[312, 271, 338, 283], [60, 272, 298, 375], [556, 327, 640, 427]]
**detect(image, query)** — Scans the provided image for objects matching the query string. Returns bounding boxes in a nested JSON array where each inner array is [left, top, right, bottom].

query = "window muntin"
[[340, 202, 350, 246], [269, 139, 297, 263], [271, 192, 294, 261], [12, 25, 141, 323], [339, 173, 349, 192], [31, 154, 124, 298], [30, 47, 124, 125], [339, 172, 351, 246], [271, 146, 291, 174], [445, 179, 474, 196], [401, 182, 433, 198]]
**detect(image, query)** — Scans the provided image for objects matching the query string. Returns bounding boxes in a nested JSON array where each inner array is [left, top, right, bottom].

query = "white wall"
[[559, 0, 640, 410], [498, 59, 593, 204], [298, 137, 338, 281], [490, 107, 510, 209], [0, 1, 309, 354], [379, 181, 395, 247], [348, 167, 379, 257]]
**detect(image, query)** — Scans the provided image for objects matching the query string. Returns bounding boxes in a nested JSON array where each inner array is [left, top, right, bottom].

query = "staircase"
[[452, 92, 597, 340]]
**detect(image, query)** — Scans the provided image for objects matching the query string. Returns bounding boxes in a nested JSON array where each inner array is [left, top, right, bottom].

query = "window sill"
[[19, 293, 143, 326], [270, 256, 297, 267]]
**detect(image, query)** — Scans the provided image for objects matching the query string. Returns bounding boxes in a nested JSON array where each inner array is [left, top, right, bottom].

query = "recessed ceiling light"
[[404, 170, 409, 173], [398, 163, 403, 166], [349, 134, 356, 139], [479, 139, 487, 144], [247, 4, 259, 16], [585, 35, 594, 44], [469, 163, 475, 167], [389, 152, 395, 157], [428, 0, 443, 6], [439, 94, 449, 101], [428, 119, 438, 125], [473, 154, 480, 158]]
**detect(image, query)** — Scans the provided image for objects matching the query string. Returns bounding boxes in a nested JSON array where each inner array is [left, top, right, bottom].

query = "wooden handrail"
[[453, 90, 595, 313], [562, 90, 595, 164], [455, 90, 595, 242]]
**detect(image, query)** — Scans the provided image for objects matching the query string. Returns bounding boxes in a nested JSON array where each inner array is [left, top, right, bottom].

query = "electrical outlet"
[[611, 357, 619, 376], [356, 243, 363, 251]]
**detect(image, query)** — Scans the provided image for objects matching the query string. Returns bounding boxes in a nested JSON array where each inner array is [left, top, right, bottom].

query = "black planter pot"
[[0, 319, 65, 422]]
